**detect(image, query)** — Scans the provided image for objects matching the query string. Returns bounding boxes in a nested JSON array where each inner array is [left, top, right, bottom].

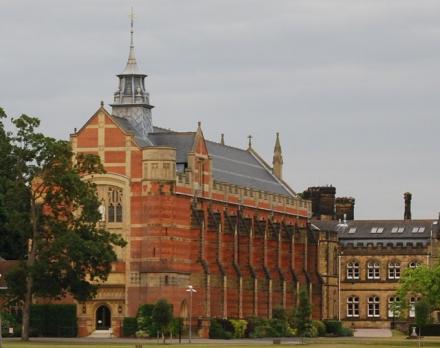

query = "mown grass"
[[3, 337, 440, 348]]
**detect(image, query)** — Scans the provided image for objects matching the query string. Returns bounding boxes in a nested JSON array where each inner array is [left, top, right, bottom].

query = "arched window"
[[388, 296, 400, 317], [388, 262, 401, 279], [367, 296, 380, 318], [409, 297, 418, 318], [409, 261, 420, 269], [367, 261, 380, 280], [108, 187, 123, 223], [347, 296, 359, 318], [347, 261, 360, 280]]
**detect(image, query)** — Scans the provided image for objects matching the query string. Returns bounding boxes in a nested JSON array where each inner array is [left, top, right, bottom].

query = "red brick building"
[[70, 22, 324, 337]]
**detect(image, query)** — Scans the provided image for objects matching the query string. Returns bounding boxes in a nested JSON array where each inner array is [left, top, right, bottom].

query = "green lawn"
[[3, 338, 440, 348]]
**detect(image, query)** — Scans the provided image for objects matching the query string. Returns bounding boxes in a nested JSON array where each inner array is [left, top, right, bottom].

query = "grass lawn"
[[3, 337, 440, 348]]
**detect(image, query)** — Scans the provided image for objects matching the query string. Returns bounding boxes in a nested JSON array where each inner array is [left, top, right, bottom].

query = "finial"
[[248, 135, 253, 149], [129, 7, 135, 47], [100, 100, 104, 107], [74, 127, 77, 133], [220, 133, 225, 145]]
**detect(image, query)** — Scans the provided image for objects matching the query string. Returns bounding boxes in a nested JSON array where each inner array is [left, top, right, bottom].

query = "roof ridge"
[[205, 139, 250, 153]]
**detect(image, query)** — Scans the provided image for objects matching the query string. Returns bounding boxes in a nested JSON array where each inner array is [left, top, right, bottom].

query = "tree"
[[151, 299, 173, 344], [397, 265, 440, 312], [0, 109, 126, 340], [0, 107, 28, 260], [293, 287, 312, 338], [415, 300, 430, 347]]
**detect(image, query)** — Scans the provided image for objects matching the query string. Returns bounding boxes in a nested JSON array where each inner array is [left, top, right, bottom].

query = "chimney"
[[404, 192, 412, 220]]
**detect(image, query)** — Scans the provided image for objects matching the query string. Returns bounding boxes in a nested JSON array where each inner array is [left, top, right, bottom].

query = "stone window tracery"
[[108, 187, 123, 223]]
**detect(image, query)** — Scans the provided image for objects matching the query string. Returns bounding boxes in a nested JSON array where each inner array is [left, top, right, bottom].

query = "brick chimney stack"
[[404, 192, 412, 220]]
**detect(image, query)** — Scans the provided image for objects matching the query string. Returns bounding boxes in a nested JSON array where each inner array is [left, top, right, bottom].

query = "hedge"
[[122, 317, 137, 337], [30, 304, 77, 337]]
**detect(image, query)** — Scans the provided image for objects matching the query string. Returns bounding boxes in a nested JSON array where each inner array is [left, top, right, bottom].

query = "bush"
[[209, 319, 234, 339], [323, 320, 343, 336], [272, 306, 287, 321], [137, 303, 158, 337], [122, 317, 137, 337], [29, 304, 77, 337], [1, 311, 21, 337], [245, 316, 266, 338], [340, 327, 354, 337], [229, 319, 247, 338], [312, 320, 326, 337], [268, 319, 289, 337]]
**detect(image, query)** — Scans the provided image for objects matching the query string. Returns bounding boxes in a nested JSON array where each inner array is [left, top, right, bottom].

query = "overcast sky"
[[1, 0, 439, 219]]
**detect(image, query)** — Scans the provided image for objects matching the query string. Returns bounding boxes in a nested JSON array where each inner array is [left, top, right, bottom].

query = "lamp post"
[[337, 216, 348, 321], [0, 273, 8, 348], [186, 285, 197, 344]]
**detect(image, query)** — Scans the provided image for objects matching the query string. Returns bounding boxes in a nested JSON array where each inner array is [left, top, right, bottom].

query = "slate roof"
[[148, 132, 196, 163], [145, 129, 295, 197], [312, 219, 438, 240], [109, 115, 153, 147]]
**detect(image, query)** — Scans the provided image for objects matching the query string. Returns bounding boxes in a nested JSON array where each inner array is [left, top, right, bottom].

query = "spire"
[[247, 135, 253, 150], [111, 8, 154, 139], [121, 7, 142, 75], [272, 132, 283, 179]]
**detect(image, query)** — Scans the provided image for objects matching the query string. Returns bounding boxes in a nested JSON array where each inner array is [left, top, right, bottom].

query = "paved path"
[[353, 328, 392, 338]]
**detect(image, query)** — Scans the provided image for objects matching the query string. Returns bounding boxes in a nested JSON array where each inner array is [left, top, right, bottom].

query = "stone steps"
[[88, 329, 113, 338]]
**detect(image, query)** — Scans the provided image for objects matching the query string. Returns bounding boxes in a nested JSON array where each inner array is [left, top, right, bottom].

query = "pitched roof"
[[312, 219, 438, 240], [146, 129, 295, 197], [206, 141, 293, 196], [109, 115, 153, 147]]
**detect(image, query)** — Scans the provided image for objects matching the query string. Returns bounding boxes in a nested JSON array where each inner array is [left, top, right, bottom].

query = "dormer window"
[[371, 227, 384, 234], [348, 228, 357, 234]]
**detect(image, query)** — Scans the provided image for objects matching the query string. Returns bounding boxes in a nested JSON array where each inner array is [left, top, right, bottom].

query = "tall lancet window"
[[108, 187, 123, 223]]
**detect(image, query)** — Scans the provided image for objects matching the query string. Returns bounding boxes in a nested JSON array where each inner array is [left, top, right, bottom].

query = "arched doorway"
[[96, 305, 111, 330]]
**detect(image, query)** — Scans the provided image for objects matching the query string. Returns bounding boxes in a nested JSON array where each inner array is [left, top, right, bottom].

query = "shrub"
[[229, 319, 247, 338], [29, 304, 77, 337], [245, 316, 267, 338], [272, 306, 287, 321], [304, 323, 318, 338], [323, 320, 343, 335], [209, 318, 234, 339], [1, 311, 21, 337], [340, 327, 354, 337], [312, 320, 326, 337], [137, 303, 159, 337], [268, 318, 289, 337], [122, 317, 137, 337]]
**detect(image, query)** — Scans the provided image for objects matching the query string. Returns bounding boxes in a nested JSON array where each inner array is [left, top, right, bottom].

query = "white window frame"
[[367, 262, 380, 280], [388, 296, 400, 318], [409, 261, 420, 269], [347, 296, 360, 318], [347, 261, 360, 280], [388, 262, 401, 279], [367, 296, 380, 318], [409, 297, 418, 318]]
